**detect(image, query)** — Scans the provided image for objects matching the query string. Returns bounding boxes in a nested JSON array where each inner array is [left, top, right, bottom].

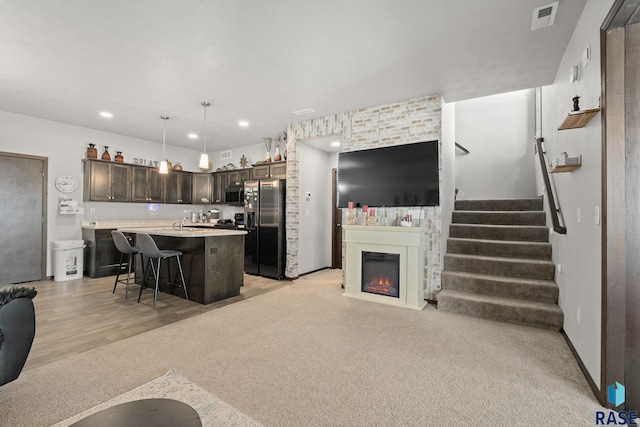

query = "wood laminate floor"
[[23, 273, 290, 371]]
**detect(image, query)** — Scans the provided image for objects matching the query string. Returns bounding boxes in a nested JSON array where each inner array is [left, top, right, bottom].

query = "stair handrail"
[[535, 137, 567, 234], [455, 142, 470, 154]]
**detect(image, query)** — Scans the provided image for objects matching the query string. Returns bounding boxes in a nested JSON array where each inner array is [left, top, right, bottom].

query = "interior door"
[[331, 168, 343, 269], [603, 5, 640, 412], [0, 152, 46, 283]]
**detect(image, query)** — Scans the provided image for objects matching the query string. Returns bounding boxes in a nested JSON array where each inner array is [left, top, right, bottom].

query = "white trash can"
[[53, 240, 85, 282]]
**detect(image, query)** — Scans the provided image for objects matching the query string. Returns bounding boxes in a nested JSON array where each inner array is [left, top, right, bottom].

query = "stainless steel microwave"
[[224, 185, 244, 204]]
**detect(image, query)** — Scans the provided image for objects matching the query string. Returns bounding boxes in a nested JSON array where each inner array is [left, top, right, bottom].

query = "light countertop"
[[117, 226, 246, 238], [82, 219, 220, 230]]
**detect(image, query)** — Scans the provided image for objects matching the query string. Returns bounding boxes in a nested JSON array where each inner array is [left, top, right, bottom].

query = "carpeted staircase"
[[438, 197, 564, 330]]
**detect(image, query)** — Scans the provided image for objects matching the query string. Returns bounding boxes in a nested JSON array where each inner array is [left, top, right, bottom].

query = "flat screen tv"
[[337, 140, 439, 208]]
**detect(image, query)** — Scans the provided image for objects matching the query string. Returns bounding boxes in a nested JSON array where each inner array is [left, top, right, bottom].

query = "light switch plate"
[[583, 44, 591, 67]]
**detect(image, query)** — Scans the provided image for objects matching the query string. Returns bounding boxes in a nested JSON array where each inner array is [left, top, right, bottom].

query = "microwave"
[[224, 185, 244, 204]]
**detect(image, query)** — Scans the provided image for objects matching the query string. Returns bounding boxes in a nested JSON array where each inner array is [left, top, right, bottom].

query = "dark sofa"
[[0, 284, 37, 386]]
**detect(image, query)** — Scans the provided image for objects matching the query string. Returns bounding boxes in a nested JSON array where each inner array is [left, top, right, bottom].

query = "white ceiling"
[[0, 0, 587, 152]]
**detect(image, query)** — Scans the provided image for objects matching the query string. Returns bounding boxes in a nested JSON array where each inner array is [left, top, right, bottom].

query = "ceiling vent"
[[531, 2, 559, 31]]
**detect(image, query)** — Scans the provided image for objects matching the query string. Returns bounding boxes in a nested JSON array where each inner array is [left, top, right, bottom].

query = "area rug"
[[52, 369, 263, 427]]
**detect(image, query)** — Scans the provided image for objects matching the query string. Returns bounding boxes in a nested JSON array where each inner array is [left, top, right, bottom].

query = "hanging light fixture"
[[199, 102, 211, 171], [159, 116, 170, 174]]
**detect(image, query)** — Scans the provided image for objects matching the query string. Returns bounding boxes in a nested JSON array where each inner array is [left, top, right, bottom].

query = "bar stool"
[[111, 231, 143, 298], [135, 233, 188, 309]]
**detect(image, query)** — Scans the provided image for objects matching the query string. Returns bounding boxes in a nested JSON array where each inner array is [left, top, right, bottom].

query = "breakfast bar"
[[117, 226, 247, 305]]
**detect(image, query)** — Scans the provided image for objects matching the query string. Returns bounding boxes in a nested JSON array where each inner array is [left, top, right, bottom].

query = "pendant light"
[[199, 102, 211, 171], [159, 116, 170, 174]]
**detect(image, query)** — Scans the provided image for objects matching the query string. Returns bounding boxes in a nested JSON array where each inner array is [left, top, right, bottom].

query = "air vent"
[[531, 2, 558, 31], [220, 150, 232, 160], [292, 108, 316, 116]]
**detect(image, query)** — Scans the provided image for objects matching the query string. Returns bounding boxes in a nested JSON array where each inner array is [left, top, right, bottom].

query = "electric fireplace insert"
[[361, 251, 400, 298]]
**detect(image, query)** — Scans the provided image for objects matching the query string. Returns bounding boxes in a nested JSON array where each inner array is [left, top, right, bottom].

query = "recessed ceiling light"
[[188, 133, 198, 139], [331, 141, 341, 147], [238, 120, 249, 127], [292, 108, 315, 116], [99, 111, 113, 118]]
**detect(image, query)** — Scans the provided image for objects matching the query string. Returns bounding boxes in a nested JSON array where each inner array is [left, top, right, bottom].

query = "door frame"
[[0, 151, 48, 281], [601, 0, 640, 410]]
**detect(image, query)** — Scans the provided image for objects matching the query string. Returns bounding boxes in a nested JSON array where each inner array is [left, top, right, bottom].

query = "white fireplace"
[[343, 225, 427, 310]]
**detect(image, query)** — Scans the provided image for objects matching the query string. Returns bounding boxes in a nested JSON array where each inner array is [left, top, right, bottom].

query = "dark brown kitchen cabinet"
[[165, 171, 193, 204], [252, 161, 286, 179], [131, 166, 164, 202], [82, 228, 135, 278], [192, 173, 212, 204], [226, 169, 252, 186], [83, 159, 131, 202], [213, 172, 224, 203]]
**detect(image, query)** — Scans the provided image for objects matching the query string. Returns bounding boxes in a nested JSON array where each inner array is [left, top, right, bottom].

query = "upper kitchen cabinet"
[[83, 159, 131, 202], [193, 173, 212, 204], [252, 161, 286, 180], [165, 170, 193, 204], [131, 165, 164, 203], [213, 173, 224, 203], [226, 169, 252, 186]]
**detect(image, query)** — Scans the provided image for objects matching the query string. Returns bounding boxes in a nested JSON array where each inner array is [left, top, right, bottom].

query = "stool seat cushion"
[[159, 250, 183, 258]]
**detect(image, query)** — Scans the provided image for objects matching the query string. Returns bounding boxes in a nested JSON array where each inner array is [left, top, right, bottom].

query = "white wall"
[[540, 0, 614, 389], [440, 99, 456, 280], [297, 142, 333, 274], [0, 109, 229, 276], [455, 89, 536, 199]]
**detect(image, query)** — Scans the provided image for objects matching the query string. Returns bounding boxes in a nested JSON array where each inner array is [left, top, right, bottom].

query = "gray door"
[[603, 3, 640, 412], [0, 153, 46, 283]]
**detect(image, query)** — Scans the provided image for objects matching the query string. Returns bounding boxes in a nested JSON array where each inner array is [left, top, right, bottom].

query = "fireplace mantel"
[[343, 225, 427, 310]]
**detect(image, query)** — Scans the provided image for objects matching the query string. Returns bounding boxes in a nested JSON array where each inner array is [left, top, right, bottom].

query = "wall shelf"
[[549, 164, 581, 173], [558, 108, 600, 130]]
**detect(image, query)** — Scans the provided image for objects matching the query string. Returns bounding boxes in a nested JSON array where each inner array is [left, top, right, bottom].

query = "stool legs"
[[113, 252, 141, 298], [138, 254, 188, 308]]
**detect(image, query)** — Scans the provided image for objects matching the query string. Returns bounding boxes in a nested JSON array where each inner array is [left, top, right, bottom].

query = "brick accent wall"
[[286, 95, 442, 299]]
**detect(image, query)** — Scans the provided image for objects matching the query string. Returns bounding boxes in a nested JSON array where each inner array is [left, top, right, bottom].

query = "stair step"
[[437, 289, 563, 330], [452, 210, 546, 226], [446, 238, 552, 259], [454, 198, 543, 212], [441, 270, 558, 303], [444, 253, 555, 280], [450, 224, 549, 242]]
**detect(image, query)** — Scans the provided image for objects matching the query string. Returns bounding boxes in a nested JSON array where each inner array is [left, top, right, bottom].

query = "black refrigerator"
[[244, 179, 286, 279]]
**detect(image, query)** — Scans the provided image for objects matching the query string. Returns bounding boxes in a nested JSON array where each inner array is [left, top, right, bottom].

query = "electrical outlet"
[[89, 208, 96, 215], [595, 206, 600, 225], [557, 264, 563, 273], [577, 207, 581, 223], [305, 209, 309, 217], [577, 307, 581, 324]]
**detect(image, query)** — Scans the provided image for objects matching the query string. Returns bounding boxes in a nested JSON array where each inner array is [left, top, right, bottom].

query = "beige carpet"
[[51, 369, 263, 427], [1, 269, 612, 426]]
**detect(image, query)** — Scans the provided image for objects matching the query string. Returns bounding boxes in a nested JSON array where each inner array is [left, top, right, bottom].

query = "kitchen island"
[[118, 226, 247, 305]]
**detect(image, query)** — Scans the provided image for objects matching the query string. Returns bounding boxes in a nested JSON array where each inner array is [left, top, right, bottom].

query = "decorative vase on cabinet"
[[114, 151, 124, 162], [101, 146, 111, 161], [86, 143, 98, 159]]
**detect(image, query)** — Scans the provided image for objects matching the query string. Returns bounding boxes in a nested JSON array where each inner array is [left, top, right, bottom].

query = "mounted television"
[[337, 140, 439, 208]]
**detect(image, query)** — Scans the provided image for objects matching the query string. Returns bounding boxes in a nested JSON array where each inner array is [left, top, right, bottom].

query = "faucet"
[[180, 216, 189, 231]]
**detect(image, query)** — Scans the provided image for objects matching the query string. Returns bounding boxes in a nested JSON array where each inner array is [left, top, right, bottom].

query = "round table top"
[[69, 398, 202, 427]]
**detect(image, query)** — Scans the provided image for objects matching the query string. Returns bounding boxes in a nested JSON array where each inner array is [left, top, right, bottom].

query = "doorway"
[[0, 152, 47, 283], [331, 168, 342, 269]]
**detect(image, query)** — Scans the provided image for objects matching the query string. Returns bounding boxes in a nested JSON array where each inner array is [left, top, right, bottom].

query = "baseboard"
[[561, 329, 603, 405], [298, 266, 332, 277]]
